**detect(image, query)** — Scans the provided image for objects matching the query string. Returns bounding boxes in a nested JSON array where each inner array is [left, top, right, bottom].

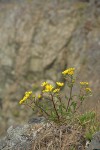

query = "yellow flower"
[[85, 88, 91, 92], [25, 91, 32, 94], [38, 94, 42, 99], [42, 84, 54, 92], [19, 91, 32, 104], [19, 99, 24, 104], [41, 82, 48, 87], [62, 68, 75, 75], [56, 82, 64, 87], [53, 88, 60, 93], [69, 70, 74, 75], [80, 82, 89, 85]]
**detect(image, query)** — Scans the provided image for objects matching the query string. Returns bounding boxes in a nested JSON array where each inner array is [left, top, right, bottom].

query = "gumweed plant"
[[19, 67, 98, 128]]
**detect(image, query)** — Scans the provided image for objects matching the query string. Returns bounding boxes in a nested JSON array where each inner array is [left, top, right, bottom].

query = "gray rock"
[[0, 123, 43, 149], [87, 132, 100, 150], [0, 119, 44, 150], [28, 117, 45, 124], [0, 138, 7, 149]]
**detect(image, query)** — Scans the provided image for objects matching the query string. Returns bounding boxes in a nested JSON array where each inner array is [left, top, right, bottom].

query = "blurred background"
[[0, 0, 100, 137]]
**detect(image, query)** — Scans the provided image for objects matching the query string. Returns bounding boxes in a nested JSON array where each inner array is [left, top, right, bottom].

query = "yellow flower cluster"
[[62, 68, 75, 75], [80, 82, 89, 85], [53, 88, 60, 93], [41, 82, 48, 87], [56, 82, 64, 87], [41, 81, 64, 93], [43, 84, 54, 92], [85, 88, 91, 92], [19, 91, 32, 104]]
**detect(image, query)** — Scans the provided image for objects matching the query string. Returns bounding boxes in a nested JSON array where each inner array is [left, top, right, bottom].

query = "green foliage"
[[78, 111, 95, 126], [19, 68, 99, 136], [85, 122, 100, 140], [19, 68, 95, 126], [77, 111, 100, 140]]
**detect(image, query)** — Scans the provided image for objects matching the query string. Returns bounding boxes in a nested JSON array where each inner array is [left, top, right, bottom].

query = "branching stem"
[[34, 102, 50, 117], [66, 76, 73, 112], [50, 94, 60, 121]]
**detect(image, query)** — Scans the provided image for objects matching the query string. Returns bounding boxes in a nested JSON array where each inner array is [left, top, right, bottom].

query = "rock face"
[[0, 117, 99, 150], [87, 132, 100, 150], [0, 0, 100, 135], [0, 117, 45, 150]]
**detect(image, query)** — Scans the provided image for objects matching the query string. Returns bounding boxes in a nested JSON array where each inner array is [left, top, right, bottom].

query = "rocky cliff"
[[0, 117, 100, 150], [0, 0, 100, 136]]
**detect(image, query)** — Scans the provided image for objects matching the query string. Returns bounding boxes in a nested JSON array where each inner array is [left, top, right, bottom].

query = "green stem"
[[50, 94, 60, 121], [58, 95, 62, 103], [74, 101, 82, 113], [34, 102, 50, 117], [66, 76, 73, 112]]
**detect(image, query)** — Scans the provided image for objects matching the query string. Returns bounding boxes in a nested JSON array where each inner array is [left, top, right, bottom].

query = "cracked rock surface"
[[87, 132, 100, 150], [0, 117, 100, 150], [0, 117, 45, 150], [0, 0, 100, 136]]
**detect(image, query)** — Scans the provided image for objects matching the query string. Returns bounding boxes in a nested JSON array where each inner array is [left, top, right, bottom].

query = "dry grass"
[[32, 123, 86, 150]]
